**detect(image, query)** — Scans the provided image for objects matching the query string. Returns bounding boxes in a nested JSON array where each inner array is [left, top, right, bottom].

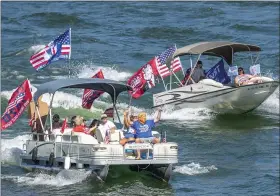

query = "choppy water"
[[1, 2, 279, 196]]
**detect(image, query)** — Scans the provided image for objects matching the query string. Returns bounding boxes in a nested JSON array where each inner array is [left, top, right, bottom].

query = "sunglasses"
[[238, 69, 243, 72]]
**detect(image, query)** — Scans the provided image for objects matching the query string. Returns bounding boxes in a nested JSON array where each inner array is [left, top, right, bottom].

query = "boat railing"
[[165, 82, 182, 90], [29, 132, 80, 159]]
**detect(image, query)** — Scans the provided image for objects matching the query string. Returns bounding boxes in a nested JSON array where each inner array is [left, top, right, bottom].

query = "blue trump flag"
[[30, 28, 71, 71], [206, 59, 231, 84]]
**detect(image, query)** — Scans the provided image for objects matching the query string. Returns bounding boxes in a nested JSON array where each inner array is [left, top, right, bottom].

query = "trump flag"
[[30, 28, 71, 71], [206, 60, 231, 84], [82, 70, 105, 109], [1, 79, 32, 130], [127, 57, 158, 99]]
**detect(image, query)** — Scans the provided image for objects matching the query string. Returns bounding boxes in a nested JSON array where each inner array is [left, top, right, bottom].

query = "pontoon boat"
[[20, 78, 178, 182]]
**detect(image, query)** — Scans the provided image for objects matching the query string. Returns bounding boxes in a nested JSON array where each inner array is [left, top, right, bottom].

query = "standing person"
[[191, 60, 206, 83], [98, 114, 116, 140], [127, 109, 162, 160]]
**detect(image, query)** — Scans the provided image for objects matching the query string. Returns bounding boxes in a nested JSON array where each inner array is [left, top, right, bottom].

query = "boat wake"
[[173, 162, 217, 175], [1, 135, 30, 165], [257, 87, 279, 115], [1, 170, 92, 187]]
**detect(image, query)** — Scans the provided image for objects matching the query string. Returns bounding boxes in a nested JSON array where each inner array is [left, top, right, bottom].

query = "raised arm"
[[154, 108, 162, 123]]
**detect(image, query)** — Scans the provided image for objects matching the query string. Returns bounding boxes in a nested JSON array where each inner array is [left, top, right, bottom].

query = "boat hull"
[[20, 140, 178, 182], [153, 81, 279, 114]]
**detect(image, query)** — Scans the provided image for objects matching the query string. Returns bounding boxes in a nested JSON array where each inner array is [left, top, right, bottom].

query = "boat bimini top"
[[33, 78, 132, 104], [172, 41, 261, 65], [33, 78, 132, 131]]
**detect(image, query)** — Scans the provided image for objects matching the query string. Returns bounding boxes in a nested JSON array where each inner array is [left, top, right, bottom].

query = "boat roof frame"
[[172, 41, 261, 65], [33, 78, 132, 132]]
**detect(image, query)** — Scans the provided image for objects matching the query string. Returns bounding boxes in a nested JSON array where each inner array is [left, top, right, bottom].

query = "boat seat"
[[95, 128, 104, 143], [95, 128, 121, 144], [62, 135, 79, 143]]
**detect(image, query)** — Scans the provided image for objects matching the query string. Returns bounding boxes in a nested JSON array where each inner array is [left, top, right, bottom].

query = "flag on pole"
[[156, 45, 183, 78], [1, 79, 33, 130], [127, 57, 158, 99], [162, 131, 167, 143], [104, 130, 110, 144], [249, 64, 261, 76], [30, 28, 71, 71], [60, 118, 67, 134], [82, 70, 105, 109]]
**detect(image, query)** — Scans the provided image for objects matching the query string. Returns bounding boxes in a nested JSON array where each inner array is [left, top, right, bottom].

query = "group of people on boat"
[[181, 60, 263, 87], [49, 108, 162, 158]]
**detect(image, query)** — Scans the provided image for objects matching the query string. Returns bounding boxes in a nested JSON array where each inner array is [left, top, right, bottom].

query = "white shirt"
[[98, 120, 116, 139]]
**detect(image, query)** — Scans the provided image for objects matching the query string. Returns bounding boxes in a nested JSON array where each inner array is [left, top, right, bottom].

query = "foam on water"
[[258, 87, 279, 114], [173, 162, 218, 175], [1, 135, 31, 164], [76, 64, 131, 82], [2, 170, 92, 187]]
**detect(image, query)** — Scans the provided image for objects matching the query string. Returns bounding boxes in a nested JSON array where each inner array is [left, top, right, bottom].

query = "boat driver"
[[128, 109, 162, 160], [52, 114, 61, 129], [98, 114, 116, 140], [234, 67, 262, 87], [191, 60, 206, 83]]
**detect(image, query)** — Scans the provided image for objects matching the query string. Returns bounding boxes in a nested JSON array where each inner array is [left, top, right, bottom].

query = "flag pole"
[[68, 28, 72, 78]]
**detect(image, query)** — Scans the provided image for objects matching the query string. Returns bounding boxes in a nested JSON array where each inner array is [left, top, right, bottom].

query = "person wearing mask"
[[127, 109, 162, 160]]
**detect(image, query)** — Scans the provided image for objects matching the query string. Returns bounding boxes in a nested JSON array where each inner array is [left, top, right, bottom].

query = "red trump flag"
[[1, 79, 32, 130], [127, 57, 158, 99], [82, 70, 105, 109]]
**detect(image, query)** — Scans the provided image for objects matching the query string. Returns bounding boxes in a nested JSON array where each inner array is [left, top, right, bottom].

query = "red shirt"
[[73, 125, 85, 133]]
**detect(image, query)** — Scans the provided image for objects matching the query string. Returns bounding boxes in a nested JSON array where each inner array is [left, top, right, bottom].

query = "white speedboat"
[[20, 78, 178, 182], [153, 41, 279, 114]]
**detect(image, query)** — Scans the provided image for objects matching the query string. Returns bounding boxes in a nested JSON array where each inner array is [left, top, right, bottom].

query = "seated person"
[[72, 116, 86, 133], [52, 114, 61, 129], [98, 114, 116, 140], [235, 67, 262, 87], [119, 110, 138, 146], [129, 109, 162, 160], [88, 119, 100, 137], [68, 116, 76, 128]]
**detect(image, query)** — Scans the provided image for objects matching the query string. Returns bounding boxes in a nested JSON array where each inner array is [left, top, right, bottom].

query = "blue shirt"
[[123, 127, 136, 138], [132, 120, 155, 138]]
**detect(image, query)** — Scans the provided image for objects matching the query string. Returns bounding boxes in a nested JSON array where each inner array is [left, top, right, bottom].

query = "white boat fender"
[[48, 152, 55, 167], [199, 79, 224, 88], [64, 154, 71, 170], [32, 147, 38, 162], [254, 76, 274, 82]]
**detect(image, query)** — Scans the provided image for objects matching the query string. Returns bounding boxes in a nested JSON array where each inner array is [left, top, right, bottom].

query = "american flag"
[[30, 28, 71, 71], [156, 45, 183, 78], [104, 130, 110, 144]]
